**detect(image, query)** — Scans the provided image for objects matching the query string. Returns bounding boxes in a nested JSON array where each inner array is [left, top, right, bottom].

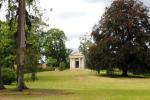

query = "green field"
[[1, 69, 150, 100]]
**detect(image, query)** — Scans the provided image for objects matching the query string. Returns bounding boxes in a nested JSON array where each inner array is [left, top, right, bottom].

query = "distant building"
[[69, 52, 85, 69]]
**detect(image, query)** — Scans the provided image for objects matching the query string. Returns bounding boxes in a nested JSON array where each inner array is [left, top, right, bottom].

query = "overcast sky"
[[38, 0, 150, 51], [38, 0, 111, 51], [0, 0, 149, 51]]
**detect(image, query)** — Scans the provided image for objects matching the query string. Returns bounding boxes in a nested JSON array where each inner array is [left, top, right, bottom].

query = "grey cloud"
[[57, 11, 88, 19], [82, 0, 150, 6], [67, 33, 81, 40], [140, 0, 150, 7], [82, 0, 102, 3], [82, 0, 112, 3]]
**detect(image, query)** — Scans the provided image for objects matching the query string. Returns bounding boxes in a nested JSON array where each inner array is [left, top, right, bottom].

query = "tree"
[[25, 11, 45, 81], [47, 57, 57, 67], [65, 49, 73, 68], [0, 21, 9, 89], [42, 28, 68, 67], [16, 0, 27, 91], [0, 21, 15, 89], [6, 0, 41, 90], [16, 0, 43, 89], [79, 33, 93, 67], [0, 0, 42, 90], [25, 31, 40, 81], [87, 44, 101, 73], [90, 0, 150, 76]]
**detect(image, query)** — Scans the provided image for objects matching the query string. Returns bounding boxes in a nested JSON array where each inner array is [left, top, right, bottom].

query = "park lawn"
[[1, 69, 150, 100]]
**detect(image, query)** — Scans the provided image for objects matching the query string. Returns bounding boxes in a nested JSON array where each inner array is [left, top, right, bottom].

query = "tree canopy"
[[88, 0, 150, 76], [42, 28, 68, 67]]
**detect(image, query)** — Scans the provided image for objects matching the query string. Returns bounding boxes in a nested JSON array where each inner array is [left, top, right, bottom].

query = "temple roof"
[[69, 52, 84, 58]]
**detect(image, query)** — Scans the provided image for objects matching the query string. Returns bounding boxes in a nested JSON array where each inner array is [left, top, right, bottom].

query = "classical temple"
[[69, 52, 85, 69]]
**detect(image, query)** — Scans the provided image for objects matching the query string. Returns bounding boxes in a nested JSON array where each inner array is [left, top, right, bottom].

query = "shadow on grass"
[[0, 88, 73, 97], [97, 74, 150, 79]]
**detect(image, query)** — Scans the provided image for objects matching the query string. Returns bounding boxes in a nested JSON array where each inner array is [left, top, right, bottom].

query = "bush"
[[58, 62, 66, 71], [37, 67, 55, 72], [2, 68, 16, 85]]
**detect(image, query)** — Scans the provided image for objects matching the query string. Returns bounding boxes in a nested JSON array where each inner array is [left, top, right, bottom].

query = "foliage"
[[2, 68, 16, 85], [0, 0, 42, 90], [89, 0, 150, 76], [37, 67, 55, 72], [0, 0, 46, 90], [65, 49, 73, 68], [47, 57, 57, 67], [79, 33, 92, 55], [58, 62, 66, 71], [0, 21, 15, 89], [0, 21, 15, 68], [42, 28, 68, 67], [79, 33, 93, 67], [25, 18, 42, 81]]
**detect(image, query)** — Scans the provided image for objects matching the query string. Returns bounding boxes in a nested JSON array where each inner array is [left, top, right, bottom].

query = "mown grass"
[[1, 69, 150, 100]]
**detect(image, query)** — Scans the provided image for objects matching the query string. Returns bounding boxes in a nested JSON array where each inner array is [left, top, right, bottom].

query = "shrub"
[[58, 62, 66, 71], [2, 68, 16, 85], [47, 57, 57, 67], [37, 67, 55, 72]]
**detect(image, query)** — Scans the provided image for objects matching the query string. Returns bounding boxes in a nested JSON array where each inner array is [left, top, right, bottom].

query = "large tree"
[[9, 0, 41, 90], [42, 28, 68, 67], [16, 0, 27, 91], [90, 0, 150, 76], [16, 0, 43, 90], [3, 0, 39, 90], [0, 0, 42, 90]]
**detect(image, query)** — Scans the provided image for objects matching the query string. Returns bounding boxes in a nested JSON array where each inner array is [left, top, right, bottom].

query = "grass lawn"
[[1, 69, 150, 100]]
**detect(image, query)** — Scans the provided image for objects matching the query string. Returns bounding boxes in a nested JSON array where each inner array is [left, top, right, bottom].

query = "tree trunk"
[[16, 0, 27, 91], [107, 65, 113, 76], [97, 66, 100, 74], [0, 66, 5, 90], [31, 72, 36, 81], [122, 66, 128, 77]]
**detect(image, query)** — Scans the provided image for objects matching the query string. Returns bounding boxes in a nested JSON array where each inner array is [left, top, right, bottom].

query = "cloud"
[[66, 38, 80, 50], [67, 33, 81, 40], [57, 11, 87, 19], [82, 0, 102, 3], [140, 0, 150, 7], [82, 0, 112, 4]]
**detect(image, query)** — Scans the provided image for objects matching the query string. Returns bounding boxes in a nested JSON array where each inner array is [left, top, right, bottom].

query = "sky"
[[38, 0, 112, 51], [0, 0, 150, 51], [38, 0, 150, 51]]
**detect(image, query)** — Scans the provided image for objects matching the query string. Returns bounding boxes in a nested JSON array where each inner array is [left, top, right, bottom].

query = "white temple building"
[[69, 52, 85, 69]]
